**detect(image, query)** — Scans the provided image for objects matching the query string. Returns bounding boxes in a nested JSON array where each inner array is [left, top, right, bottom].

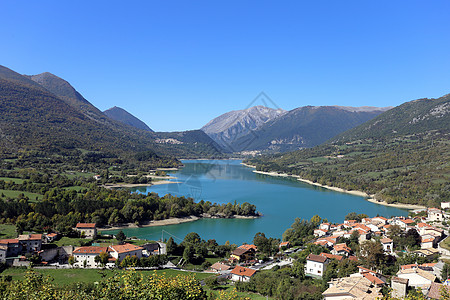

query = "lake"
[[105, 159, 408, 245]]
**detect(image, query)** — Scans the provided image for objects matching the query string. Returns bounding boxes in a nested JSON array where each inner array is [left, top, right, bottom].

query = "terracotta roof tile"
[[231, 266, 256, 277]]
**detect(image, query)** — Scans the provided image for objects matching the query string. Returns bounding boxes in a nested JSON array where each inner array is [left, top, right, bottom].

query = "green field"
[[0, 189, 43, 201], [440, 236, 450, 251], [0, 177, 24, 184], [0, 268, 213, 286], [0, 224, 17, 239]]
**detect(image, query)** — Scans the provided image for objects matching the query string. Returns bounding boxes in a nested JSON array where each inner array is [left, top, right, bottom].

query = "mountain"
[[201, 106, 286, 152], [0, 65, 222, 164], [245, 94, 450, 207], [104, 106, 153, 132], [331, 96, 450, 142], [229, 106, 389, 153]]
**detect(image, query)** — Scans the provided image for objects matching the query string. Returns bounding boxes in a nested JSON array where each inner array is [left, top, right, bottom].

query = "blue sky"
[[1, 1, 449, 131]]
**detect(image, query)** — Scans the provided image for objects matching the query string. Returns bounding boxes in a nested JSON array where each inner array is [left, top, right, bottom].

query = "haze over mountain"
[[104, 106, 153, 132], [0, 65, 222, 160], [203, 105, 390, 153], [201, 106, 286, 151]]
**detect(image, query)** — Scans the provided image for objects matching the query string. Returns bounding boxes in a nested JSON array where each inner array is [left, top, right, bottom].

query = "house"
[[392, 218, 415, 229], [314, 228, 328, 237], [279, 241, 291, 249], [315, 236, 337, 248], [380, 237, 394, 255], [305, 253, 328, 278], [18, 234, 42, 253], [396, 268, 436, 289], [357, 266, 387, 284], [428, 208, 444, 222], [320, 252, 343, 262], [237, 244, 257, 251], [322, 274, 382, 299], [109, 243, 143, 262], [210, 262, 231, 273], [427, 282, 450, 299], [141, 243, 161, 255], [45, 233, 59, 243], [230, 266, 257, 282], [391, 276, 408, 298], [441, 202, 450, 210], [0, 239, 22, 258], [320, 223, 331, 231], [413, 248, 440, 259], [73, 246, 109, 268], [230, 247, 256, 262], [421, 235, 436, 249], [332, 243, 352, 256], [75, 223, 97, 238], [372, 216, 387, 225]]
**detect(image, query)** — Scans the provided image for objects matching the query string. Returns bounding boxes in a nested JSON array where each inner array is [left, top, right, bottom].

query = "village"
[[1, 202, 450, 299]]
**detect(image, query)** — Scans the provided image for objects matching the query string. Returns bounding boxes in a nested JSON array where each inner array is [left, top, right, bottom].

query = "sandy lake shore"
[[100, 214, 260, 231], [103, 180, 181, 189], [245, 164, 426, 210]]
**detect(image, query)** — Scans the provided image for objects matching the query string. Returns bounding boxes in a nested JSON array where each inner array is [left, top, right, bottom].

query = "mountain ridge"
[[104, 106, 154, 132]]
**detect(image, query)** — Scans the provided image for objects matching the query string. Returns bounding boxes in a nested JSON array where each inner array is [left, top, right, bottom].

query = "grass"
[[0, 224, 17, 239], [1, 268, 213, 286], [0, 189, 43, 201], [440, 236, 450, 251], [0, 177, 24, 184], [54, 237, 89, 247]]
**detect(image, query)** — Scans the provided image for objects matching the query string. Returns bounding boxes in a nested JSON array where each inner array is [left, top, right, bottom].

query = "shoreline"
[[248, 166, 426, 210], [102, 180, 181, 189], [100, 214, 260, 231]]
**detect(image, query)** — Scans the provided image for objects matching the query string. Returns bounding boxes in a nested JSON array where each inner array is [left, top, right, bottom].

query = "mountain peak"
[[103, 106, 153, 132]]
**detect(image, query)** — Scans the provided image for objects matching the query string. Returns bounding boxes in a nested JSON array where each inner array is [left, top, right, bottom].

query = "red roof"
[[231, 266, 257, 277], [0, 239, 19, 244], [320, 252, 343, 261], [363, 272, 385, 285], [334, 243, 351, 253], [237, 244, 257, 251], [307, 253, 327, 263], [109, 243, 143, 254], [73, 246, 108, 254], [76, 223, 96, 228]]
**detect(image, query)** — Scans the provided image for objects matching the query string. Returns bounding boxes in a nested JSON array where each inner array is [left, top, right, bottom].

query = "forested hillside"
[[246, 94, 450, 206]]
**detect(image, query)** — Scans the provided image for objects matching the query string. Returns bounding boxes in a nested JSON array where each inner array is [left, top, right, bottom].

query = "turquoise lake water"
[[105, 159, 408, 245]]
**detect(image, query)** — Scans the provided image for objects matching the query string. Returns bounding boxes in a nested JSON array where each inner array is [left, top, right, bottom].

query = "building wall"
[[398, 273, 431, 288], [306, 260, 326, 277], [231, 274, 250, 282], [74, 254, 99, 268]]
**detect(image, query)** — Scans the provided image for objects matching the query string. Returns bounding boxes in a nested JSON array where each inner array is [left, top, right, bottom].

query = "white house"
[[380, 238, 394, 255], [421, 235, 436, 249], [109, 243, 143, 262], [75, 223, 97, 238], [230, 266, 256, 282], [441, 202, 450, 210], [428, 208, 444, 222], [305, 253, 328, 277], [396, 268, 436, 289], [314, 229, 328, 237], [319, 223, 331, 231], [73, 246, 109, 268]]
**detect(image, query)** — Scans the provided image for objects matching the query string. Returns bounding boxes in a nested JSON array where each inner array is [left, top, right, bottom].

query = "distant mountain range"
[[0, 65, 222, 162], [202, 105, 390, 153], [104, 106, 153, 132], [201, 106, 286, 151], [245, 93, 450, 206]]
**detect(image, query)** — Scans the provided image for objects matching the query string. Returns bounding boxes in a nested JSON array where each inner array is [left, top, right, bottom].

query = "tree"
[[359, 240, 386, 270], [68, 255, 76, 267], [183, 232, 201, 246], [253, 232, 271, 255], [166, 237, 177, 255], [95, 251, 109, 268], [116, 230, 126, 244]]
